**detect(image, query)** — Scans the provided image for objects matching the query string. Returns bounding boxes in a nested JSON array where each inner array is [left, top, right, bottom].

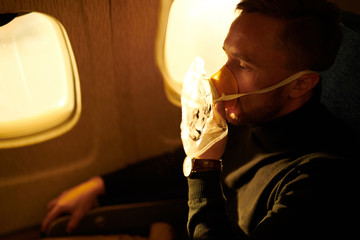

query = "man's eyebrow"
[[222, 45, 257, 66]]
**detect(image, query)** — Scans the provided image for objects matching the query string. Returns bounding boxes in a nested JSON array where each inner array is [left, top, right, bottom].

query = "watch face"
[[183, 156, 193, 177]]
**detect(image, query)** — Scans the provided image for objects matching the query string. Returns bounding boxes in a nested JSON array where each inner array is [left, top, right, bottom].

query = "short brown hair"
[[236, 0, 342, 71]]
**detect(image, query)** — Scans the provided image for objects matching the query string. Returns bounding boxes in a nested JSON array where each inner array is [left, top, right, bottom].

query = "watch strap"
[[194, 158, 222, 171], [190, 158, 222, 177]]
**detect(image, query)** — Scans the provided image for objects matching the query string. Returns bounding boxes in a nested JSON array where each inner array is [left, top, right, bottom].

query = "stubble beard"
[[226, 88, 285, 126]]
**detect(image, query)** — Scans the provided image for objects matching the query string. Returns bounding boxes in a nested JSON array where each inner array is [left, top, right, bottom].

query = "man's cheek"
[[224, 99, 238, 111]]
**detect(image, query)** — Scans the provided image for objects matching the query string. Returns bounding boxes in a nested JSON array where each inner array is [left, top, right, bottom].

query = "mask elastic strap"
[[213, 70, 317, 103]]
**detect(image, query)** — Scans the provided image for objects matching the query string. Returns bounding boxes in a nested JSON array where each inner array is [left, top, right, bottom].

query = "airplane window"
[[0, 12, 81, 148], [156, 0, 239, 106]]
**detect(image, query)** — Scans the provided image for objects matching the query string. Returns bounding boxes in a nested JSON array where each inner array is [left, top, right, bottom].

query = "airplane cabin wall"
[[0, 0, 181, 236]]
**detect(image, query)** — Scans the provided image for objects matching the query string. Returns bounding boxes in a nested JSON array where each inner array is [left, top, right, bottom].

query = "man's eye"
[[239, 63, 248, 70]]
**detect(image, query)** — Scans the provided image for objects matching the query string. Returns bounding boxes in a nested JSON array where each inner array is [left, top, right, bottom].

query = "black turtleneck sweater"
[[101, 95, 357, 239], [187, 95, 357, 240]]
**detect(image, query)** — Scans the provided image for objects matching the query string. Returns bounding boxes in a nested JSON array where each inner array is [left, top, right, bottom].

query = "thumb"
[[214, 101, 226, 119]]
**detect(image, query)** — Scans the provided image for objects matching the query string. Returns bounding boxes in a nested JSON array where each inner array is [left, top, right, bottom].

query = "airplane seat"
[[42, 10, 360, 240], [320, 11, 360, 144], [44, 199, 188, 239]]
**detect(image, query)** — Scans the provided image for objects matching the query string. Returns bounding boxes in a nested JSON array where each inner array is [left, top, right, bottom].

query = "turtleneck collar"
[[251, 96, 325, 152]]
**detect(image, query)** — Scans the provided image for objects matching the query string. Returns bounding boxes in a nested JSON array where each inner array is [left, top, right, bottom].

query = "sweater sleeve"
[[187, 172, 247, 240], [99, 146, 188, 205]]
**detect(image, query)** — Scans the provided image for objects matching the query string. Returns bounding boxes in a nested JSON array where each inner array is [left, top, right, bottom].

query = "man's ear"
[[289, 73, 319, 98]]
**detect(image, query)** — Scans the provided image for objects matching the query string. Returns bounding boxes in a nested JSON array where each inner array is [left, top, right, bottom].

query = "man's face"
[[222, 12, 294, 125]]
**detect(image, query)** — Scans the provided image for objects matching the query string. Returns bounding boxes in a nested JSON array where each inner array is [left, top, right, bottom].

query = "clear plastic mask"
[[181, 58, 227, 158]]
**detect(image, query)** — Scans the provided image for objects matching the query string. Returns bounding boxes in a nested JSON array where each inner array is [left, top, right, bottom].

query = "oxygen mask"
[[180, 57, 228, 158], [209, 65, 239, 109]]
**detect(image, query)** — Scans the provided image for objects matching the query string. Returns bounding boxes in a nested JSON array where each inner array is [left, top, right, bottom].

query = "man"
[[186, 0, 356, 239], [42, 0, 357, 239]]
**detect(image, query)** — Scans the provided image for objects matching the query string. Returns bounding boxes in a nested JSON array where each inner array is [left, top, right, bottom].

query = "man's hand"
[[197, 101, 227, 160], [41, 176, 105, 234]]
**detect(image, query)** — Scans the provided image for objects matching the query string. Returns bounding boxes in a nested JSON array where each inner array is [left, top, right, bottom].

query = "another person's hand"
[[41, 176, 105, 234]]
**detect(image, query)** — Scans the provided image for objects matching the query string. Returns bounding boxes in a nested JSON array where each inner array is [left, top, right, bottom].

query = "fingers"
[[41, 178, 104, 234], [41, 204, 62, 233], [214, 101, 226, 119], [42, 204, 87, 234], [66, 209, 86, 233], [46, 196, 59, 211], [66, 198, 96, 233]]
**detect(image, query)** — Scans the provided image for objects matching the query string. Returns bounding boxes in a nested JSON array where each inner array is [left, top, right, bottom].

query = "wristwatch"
[[183, 156, 223, 177]]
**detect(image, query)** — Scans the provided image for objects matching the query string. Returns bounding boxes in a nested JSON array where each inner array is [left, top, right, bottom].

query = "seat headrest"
[[320, 20, 360, 139]]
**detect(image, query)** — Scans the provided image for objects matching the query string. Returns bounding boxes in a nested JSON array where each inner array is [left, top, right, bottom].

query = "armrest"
[[45, 199, 188, 237]]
